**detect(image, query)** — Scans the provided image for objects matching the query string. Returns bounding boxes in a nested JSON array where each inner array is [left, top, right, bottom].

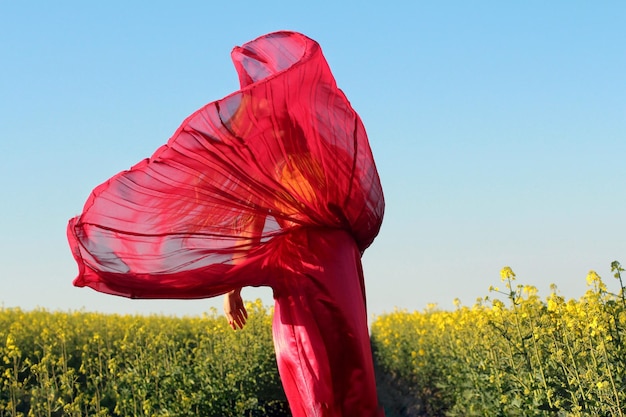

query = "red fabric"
[[271, 228, 382, 417], [67, 31, 385, 416]]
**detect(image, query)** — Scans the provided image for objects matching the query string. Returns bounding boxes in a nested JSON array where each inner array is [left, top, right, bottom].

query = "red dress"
[[67, 31, 385, 417]]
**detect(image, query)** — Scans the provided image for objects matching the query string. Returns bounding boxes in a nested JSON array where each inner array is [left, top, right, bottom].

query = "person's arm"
[[224, 287, 248, 330], [223, 214, 265, 330]]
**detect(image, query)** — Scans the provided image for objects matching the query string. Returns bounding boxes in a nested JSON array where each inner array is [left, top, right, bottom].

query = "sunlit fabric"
[[68, 31, 385, 416]]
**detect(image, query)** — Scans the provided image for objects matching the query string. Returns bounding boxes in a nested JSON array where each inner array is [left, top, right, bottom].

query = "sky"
[[1, 1, 625, 319]]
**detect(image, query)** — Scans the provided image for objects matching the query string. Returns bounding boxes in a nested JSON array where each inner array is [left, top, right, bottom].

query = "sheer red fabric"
[[68, 31, 383, 299], [67, 31, 385, 416]]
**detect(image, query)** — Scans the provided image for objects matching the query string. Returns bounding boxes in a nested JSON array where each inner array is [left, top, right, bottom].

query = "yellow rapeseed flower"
[[522, 285, 538, 296], [500, 266, 516, 281], [586, 270, 600, 286], [596, 381, 609, 390], [547, 298, 558, 312]]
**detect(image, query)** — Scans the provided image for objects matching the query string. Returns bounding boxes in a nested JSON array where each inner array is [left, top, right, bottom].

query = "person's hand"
[[223, 288, 248, 330]]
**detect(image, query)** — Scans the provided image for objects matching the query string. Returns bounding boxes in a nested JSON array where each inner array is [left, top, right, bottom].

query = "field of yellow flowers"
[[2, 262, 625, 416], [0, 300, 288, 417], [371, 261, 626, 416]]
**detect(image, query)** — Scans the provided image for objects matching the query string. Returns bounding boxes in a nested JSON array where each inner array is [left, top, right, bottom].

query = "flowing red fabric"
[[68, 31, 385, 416]]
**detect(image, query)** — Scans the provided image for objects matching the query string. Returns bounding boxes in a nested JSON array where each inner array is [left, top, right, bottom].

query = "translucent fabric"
[[67, 31, 385, 416], [67, 31, 384, 300]]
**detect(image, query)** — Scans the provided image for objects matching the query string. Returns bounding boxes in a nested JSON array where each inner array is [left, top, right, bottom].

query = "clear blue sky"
[[1, 1, 625, 318]]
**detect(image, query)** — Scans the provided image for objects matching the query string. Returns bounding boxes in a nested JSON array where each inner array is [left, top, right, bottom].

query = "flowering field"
[[2, 263, 625, 417], [0, 300, 288, 417], [371, 262, 626, 416]]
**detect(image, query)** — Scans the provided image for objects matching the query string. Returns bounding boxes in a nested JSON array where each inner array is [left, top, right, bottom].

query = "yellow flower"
[[547, 298, 558, 312], [522, 285, 538, 296], [500, 266, 516, 281], [586, 270, 600, 285]]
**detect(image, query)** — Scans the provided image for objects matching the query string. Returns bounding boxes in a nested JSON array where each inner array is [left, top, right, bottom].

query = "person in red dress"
[[68, 31, 385, 416]]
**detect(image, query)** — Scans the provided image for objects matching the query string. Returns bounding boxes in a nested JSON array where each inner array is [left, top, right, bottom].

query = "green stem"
[[600, 337, 622, 416], [611, 261, 626, 309], [528, 309, 553, 409], [563, 332, 587, 405]]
